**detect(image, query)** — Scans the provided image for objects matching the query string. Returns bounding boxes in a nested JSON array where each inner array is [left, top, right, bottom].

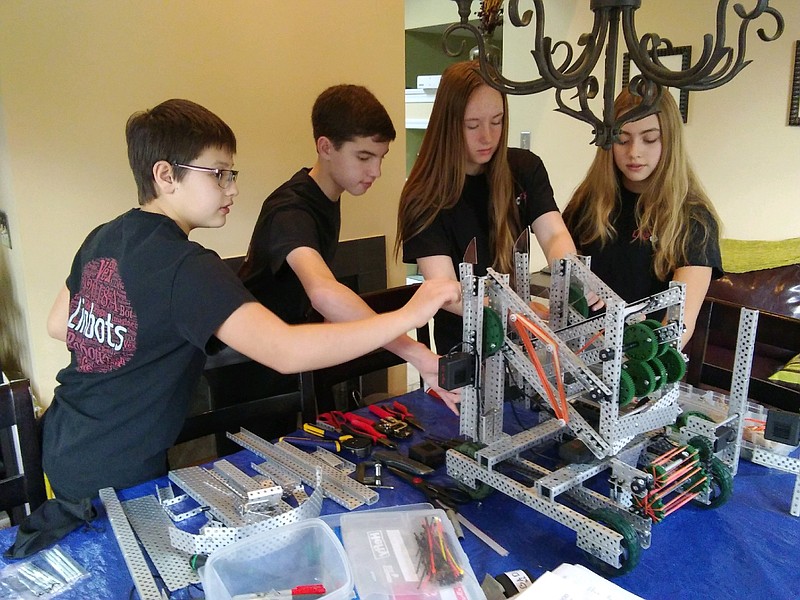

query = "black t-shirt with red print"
[[42, 209, 253, 500]]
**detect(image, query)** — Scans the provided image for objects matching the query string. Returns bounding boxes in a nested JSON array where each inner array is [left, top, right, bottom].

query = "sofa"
[[685, 239, 800, 413]]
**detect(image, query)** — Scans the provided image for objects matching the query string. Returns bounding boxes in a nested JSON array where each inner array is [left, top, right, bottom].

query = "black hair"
[[311, 85, 395, 149], [125, 99, 236, 204]]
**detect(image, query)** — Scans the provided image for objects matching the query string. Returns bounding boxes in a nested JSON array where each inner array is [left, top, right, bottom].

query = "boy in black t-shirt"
[[239, 85, 460, 412], [42, 98, 460, 501]]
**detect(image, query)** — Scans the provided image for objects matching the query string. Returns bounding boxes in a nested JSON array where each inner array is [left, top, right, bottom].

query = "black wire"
[[445, 341, 475, 356]]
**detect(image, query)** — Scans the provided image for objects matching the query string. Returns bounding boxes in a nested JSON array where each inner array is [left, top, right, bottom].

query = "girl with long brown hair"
[[396, 61, 579, 354], [563, 89, 722, 348]]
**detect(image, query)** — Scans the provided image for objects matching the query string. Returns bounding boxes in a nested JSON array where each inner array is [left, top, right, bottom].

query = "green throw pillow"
[[769, 353, 800, 387]]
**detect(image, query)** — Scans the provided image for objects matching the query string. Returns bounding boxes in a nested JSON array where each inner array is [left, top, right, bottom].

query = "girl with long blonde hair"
[[397, 61, 579, 354], [563, 89, 722, 347]]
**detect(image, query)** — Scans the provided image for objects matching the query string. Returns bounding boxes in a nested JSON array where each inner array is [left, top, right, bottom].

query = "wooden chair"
[[0, 378, 47, 525], [170, 371, 317, 467], [309, 283, 432, 414]]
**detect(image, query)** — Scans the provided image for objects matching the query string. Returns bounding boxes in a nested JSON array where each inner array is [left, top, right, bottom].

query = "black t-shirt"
[[403, 148, 559, 353], [239, 168, 340, 324], [574, 186, 723, 303], [42, 209, 254, 500]]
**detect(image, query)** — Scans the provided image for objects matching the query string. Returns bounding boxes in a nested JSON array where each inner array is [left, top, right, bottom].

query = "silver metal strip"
[[475, 417, 566, 470], [122, 495, 199, 591], [446, 451, 626, 568], [212, 459, 282, 504], [168, 481, 324, 556], [98, 488, 166, 600], [169, 466, 249, 527], [751, 448, 800, 517], [535, 461, 611, 499], [250, 461, 302, 493], [727, 308, 758, 476], [228, 429, 377, 508]]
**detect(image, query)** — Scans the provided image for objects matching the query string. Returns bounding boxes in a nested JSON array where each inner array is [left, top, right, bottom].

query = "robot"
[[442, 240, 757, 573]]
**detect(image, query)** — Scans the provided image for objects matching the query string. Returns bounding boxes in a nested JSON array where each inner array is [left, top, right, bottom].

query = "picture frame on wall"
[[621, 45, 692, 123], [789, 40, 799, 127]]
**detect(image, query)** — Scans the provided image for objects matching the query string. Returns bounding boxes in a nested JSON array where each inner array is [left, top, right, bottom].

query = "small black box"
[[409, 441, 446, 468], [764, 409, 800, 447], [438, 352, 475, 391]]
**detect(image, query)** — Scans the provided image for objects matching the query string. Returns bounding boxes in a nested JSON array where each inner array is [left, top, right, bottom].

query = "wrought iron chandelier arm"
[[625, 27, 721, 86], [683, 2, 784, 90], [622, 0, 783, 92], [507, 0, 532, 27], [532, 11, 610, 90], [443, 17, 555, 95], [446, 0, 782, 148], [554, 86, 602, 131]]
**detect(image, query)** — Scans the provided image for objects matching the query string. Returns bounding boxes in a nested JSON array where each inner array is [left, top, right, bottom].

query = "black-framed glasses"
[[172, 163, 239, 189]]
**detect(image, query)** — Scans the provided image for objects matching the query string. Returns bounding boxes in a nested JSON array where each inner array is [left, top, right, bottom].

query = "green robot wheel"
[[623, 323, 659, 361], [482, 306, 505, 357], [586, 509, 642, 576], [622, 360, 657, 397], [660, 346, 687, 383]]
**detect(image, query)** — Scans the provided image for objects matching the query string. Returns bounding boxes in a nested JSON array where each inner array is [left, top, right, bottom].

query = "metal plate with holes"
[[98, 488, 166, 600], [168, 482, 324, 555], [228, 429, 377, 509], [122, 495, 199, 591]]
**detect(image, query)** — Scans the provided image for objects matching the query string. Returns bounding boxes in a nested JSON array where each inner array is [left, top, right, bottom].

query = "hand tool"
[[372, 450, 434, 476], [231, 584, 327, 600], [302, 423, 372, 458], [390, 401, 425, 431], [339, 412, 399, 449], [355, 461, 395, 490], [318, 410, 396, 449], [367, 405, 412, 438], [385, 465, 472, 508]]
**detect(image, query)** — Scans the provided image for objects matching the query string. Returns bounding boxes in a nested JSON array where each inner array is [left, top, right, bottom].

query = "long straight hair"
[[563, 89, 720, 280], [396, 61, 519, 273]]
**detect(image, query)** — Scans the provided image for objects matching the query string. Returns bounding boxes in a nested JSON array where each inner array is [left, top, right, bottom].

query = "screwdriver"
[[302, 423, 372, 458]]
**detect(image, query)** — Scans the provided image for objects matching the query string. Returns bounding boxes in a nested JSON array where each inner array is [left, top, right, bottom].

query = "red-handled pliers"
[[390, 401, 425, 431], [369, 402, 425, 431], [317, 410, 348, 430], [342, 413, 397, 449], [367, 405, 413, 438]]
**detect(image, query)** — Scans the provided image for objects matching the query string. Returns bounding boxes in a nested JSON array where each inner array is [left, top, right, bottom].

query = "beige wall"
[[503, 0, 800, 268], [0, 1, 407, 405]]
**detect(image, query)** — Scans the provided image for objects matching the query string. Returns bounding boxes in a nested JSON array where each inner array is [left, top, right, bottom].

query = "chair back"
[[0, 378, 47, 525], [309, 283, 431, 414]]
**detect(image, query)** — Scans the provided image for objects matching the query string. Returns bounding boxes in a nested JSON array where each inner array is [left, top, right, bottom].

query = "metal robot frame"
[[445, 250, 757, 572]]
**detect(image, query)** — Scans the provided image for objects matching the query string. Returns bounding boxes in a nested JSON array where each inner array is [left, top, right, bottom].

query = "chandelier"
[[445, 0, 785, 148]]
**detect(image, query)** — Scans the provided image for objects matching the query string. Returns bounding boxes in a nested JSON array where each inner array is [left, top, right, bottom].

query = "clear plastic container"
[[200, 518, 354, 600], [341, 508, 485, 600]]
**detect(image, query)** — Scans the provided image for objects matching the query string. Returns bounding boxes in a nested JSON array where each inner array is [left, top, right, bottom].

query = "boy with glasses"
[[42, 98, 460, 501], [238, 85, 460, 413]]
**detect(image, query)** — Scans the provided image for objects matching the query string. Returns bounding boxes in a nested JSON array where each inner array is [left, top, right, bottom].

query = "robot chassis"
[[445, 250, 758, 574]]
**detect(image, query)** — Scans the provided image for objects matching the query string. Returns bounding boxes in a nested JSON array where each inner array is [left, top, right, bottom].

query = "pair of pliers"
[[318, 411, 397, 450], [342, 412, 398, 449], [367, 405, 412, 438], [386, 466, 472, 509], [389, 401, 425, 431], [317, 410, 348, 430]]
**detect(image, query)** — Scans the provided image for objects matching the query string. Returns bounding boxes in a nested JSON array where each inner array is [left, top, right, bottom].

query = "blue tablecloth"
[[1, 389, 798, 599]]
